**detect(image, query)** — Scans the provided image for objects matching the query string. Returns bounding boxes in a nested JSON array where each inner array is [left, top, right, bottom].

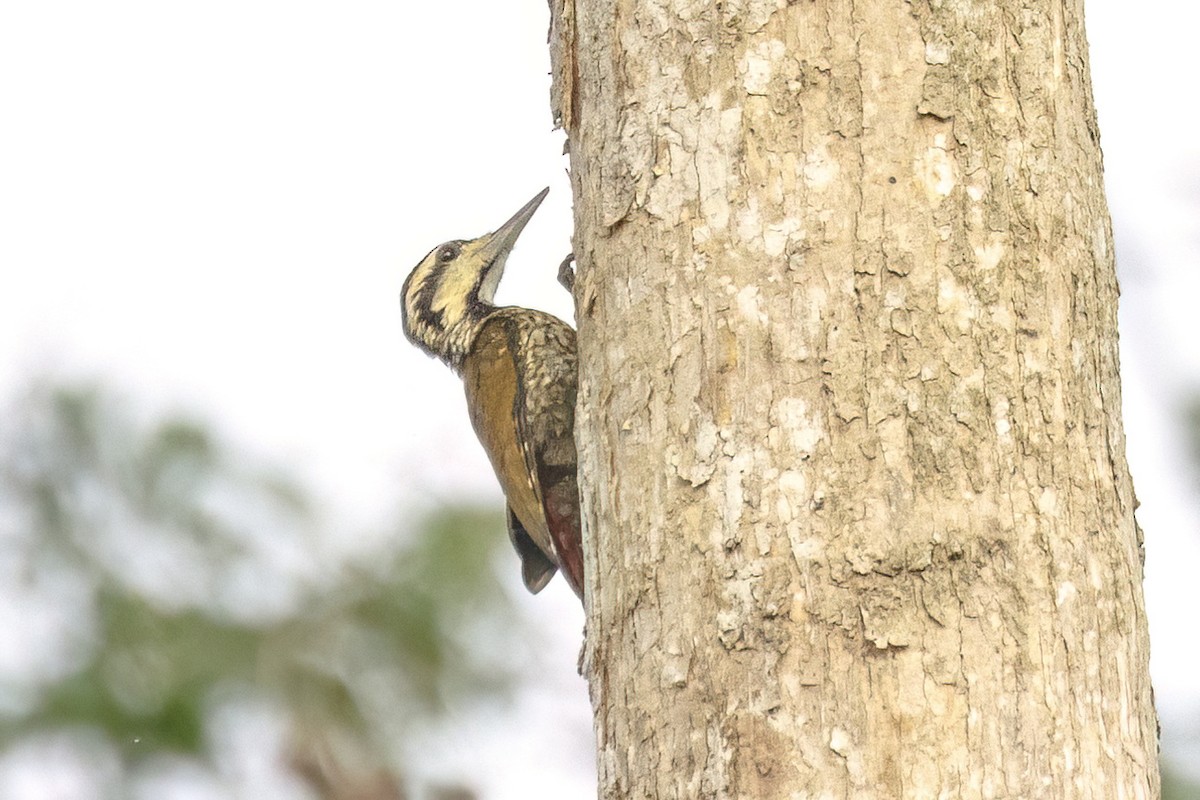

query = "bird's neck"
[[440, 303, 495, 373]]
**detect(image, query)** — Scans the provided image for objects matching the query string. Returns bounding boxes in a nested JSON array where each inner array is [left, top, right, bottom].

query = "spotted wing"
[[506, 311, 584, 598], [462, 310, 583, 597]]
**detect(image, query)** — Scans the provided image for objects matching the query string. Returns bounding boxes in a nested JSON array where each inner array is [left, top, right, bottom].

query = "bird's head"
[[401, 188, 548, 371]]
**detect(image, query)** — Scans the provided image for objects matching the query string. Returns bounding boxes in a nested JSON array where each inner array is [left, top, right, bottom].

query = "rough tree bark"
[[549, 1, 1159, 797]]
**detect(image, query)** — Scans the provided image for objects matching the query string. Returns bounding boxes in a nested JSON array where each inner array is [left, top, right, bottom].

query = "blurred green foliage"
[[0, 380, 532, 798], [1164, 764, 1200, 800]]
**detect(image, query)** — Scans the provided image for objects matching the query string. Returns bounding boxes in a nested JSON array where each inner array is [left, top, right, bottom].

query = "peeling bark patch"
[[735, 286, 767, 327], [937, 274, 978, 332], [924, 39, 952, 66], [828, 726, 866, 783], [802, 141, 839, 190], [974, 237, 1005, 270], [763, 216, 802, 257], [993, 397, 1012, 440], [775, 470, 808, 523], [917, 134, 957, 199], [739, 39, 786, 95]]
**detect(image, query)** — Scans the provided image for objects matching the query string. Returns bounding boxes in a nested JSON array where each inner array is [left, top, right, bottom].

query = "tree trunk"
[[550, 0, 1159, 797]]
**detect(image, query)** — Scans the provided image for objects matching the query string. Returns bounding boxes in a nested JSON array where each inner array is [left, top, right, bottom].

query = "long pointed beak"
[[476, 187, 549, 265]]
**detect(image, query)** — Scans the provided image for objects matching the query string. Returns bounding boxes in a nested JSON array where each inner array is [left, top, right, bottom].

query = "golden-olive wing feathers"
[[461, 308, 584, 597]]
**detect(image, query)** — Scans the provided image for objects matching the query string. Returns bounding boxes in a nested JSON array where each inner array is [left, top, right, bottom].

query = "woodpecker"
[[400, 188, 584, 600]]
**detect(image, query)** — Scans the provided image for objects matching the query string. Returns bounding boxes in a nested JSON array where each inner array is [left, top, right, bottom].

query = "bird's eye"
[[438, 243, 460, 262]]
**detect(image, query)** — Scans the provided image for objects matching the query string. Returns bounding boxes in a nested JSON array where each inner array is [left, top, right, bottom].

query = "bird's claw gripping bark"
[[557, 253, 576, 294]]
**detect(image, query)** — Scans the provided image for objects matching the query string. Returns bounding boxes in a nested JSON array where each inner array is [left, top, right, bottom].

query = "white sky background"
[[0, 0, 1197, 795]]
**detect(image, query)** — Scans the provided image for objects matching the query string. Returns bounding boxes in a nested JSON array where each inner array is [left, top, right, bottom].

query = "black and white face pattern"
[[399, 188, 549, 370], [400, 235, 512, 369]]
